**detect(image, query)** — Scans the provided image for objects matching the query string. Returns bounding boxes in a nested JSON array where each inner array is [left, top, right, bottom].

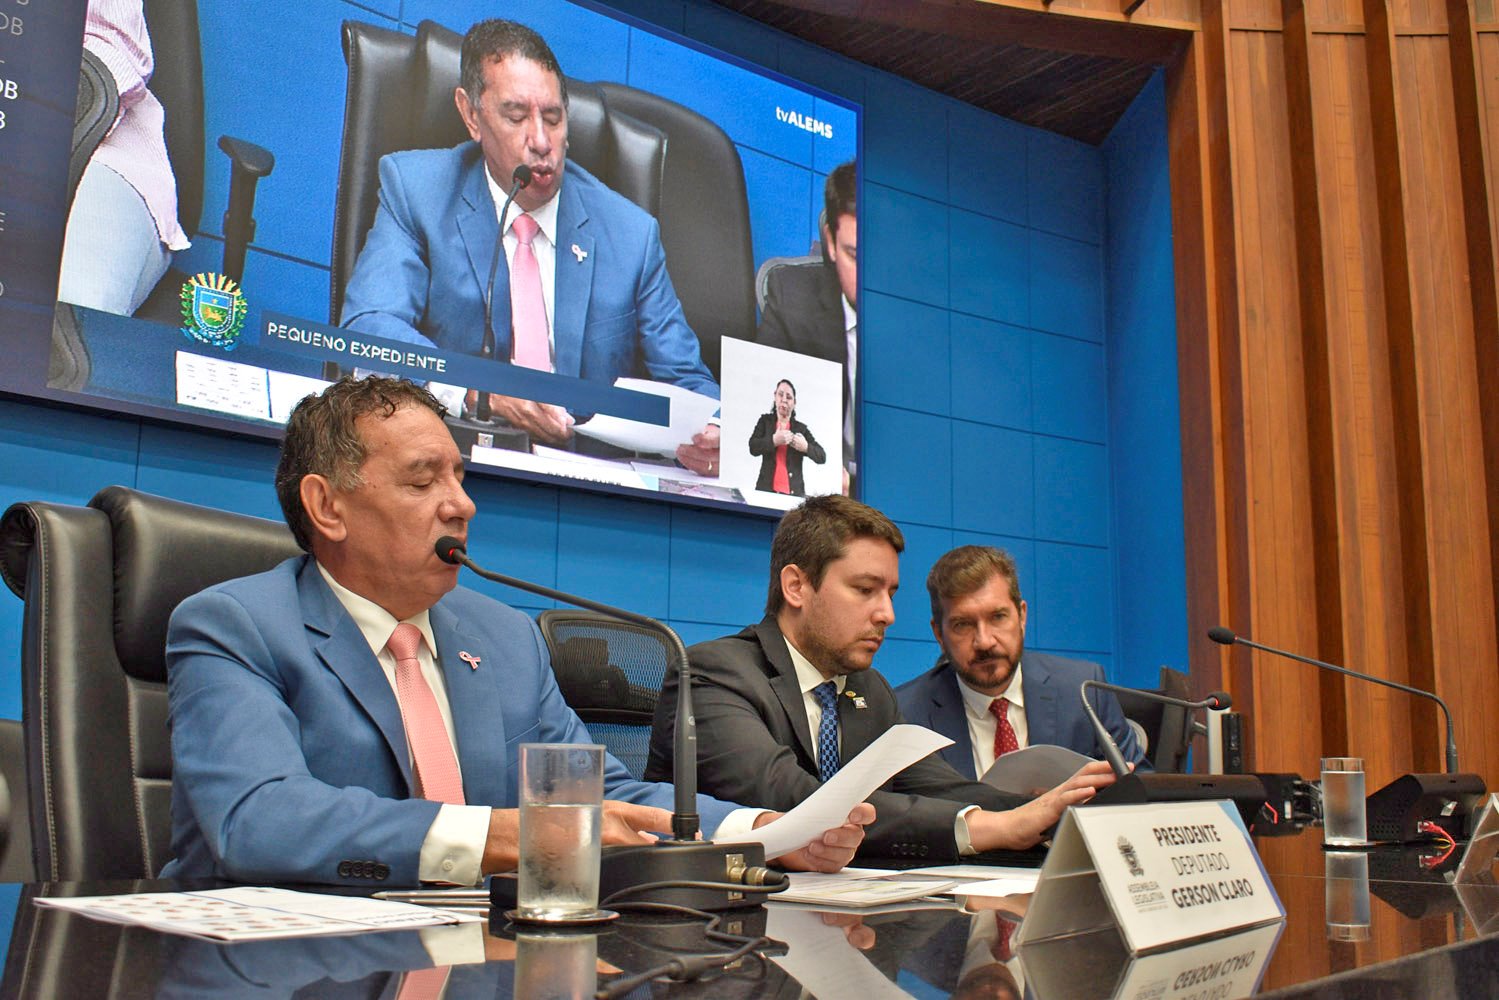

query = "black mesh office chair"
[[0, 487, 300, 879], [536, 610, 668, 780], [330, 19, 755, 378]]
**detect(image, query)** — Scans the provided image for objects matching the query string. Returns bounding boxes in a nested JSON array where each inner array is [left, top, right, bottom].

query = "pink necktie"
[[509, 213, 550, 371], [386, 623, 465, 804], [990, 697, 1019, 761], [396, 966, 451, 1000]]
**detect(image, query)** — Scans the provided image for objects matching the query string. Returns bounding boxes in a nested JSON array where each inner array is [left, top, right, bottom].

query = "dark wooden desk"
[[0, 830, 1495, 998]]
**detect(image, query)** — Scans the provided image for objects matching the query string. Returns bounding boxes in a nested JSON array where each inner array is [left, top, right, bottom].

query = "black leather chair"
[[536, 610, 668, 780], [0, 487, 300, 879], [0, 718, 34, 882], [330, 19, 755, 379], [132, 0, 275, 320]]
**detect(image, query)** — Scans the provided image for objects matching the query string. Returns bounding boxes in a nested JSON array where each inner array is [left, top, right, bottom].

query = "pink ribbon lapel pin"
[[459, 651, 481, 671]]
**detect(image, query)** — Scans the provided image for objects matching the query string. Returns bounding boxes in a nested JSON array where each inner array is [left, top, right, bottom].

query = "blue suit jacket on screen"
[[894, 652, 1148, 779], [162, 555, 736, 885], [340, 142, 717, 398]]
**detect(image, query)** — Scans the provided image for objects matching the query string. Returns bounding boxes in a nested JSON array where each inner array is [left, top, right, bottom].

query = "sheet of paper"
[[35, 886, 482, 943], [979, 744, 1091, 795], [776, 872, 958, 907], [267, 371, 333, 423], [942, 874, 1040, 898], [721, 724, 952, 859], [175, 351, 271, 420], [903, 864, 1043, 880], [766, 904, 916, 1000], [573, 378, 719, 455], [471, 443, 649, 490]]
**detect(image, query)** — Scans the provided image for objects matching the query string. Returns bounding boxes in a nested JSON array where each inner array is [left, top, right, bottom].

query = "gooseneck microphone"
[[435, 535, 699, 841], [1079, 679, 1232, 777], [477, 164, 533, 422], [1208, 626, 1459, 774]]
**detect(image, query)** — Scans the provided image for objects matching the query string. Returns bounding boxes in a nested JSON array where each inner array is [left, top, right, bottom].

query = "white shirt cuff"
[[418, 922, 487, 966], [419, 804, 492, 885], [710, 808, 770, 846], [955, 804, 981, 856]]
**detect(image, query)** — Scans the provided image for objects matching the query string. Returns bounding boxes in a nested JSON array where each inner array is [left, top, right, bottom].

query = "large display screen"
[[0, 0, 860, 513]]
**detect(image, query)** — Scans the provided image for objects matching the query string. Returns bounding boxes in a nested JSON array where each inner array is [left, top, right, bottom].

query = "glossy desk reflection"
[[2, 829, 1499, 999]]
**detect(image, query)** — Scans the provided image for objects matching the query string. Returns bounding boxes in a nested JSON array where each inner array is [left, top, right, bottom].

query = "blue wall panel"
[[889, 523, 954, 641], [950, 421, 1035, 540], [1031, 332, 1107, 443], [949, 314, 1030, 432], [861, 293, 950, 414], [1103, 72, 1187, 687], [948, 209, 1029, 325]]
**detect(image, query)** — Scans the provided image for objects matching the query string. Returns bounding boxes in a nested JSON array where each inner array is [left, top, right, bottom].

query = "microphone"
[[1079, 679, 1232, 777], [477, 164, 533, 422], [435, 535, 699, 841], [1208, 626, 1459, 774], [437, 537, 779, 912]]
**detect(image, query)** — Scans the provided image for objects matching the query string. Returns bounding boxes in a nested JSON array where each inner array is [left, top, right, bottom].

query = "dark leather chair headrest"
[[92, 487, 300, 683]]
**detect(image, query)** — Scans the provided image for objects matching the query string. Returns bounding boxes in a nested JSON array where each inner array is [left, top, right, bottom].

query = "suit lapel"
[[552, 172, 595, 378], [837, 676, 883, 760], [1021, 656, 1055, 748], [430, 601, 509, 807], [931, 667, 977, 778], [753, 619, 817, 765], [299, 564, 414, 794], [455, 155, 511, 360]]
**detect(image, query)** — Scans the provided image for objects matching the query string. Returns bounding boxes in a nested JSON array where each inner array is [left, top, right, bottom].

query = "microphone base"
[[1365, 772, 1486, 842], [597, 840, 769, 912], [1085, 772, 1270, 826]]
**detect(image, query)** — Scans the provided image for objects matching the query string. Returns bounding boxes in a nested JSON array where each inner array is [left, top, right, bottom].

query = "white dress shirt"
[[958, 661, 1028, 779]]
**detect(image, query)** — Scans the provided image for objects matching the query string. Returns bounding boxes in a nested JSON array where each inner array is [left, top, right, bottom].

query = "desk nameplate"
[[1017, 800, 1284, 954]]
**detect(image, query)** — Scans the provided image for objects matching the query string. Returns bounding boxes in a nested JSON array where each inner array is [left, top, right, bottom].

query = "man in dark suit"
[[896, 545, 1147, 780], [758, 162, 858, 490], [163, 375, 869, 887], [646, 495, 1116, 862], [342, 19, 721, 473]]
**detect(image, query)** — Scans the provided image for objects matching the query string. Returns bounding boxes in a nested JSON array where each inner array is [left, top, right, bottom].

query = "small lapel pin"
[[845, 690, 868, 710], [570, 243, 588, 263], [459, 651, 481, 670]]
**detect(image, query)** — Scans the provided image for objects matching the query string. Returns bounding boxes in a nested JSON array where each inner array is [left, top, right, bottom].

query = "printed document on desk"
[[36, 886, 483, 942]]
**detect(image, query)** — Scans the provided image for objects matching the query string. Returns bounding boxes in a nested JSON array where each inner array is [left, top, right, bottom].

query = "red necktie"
[[386, 624, 465, 804], [509, 213, 550, 371], [991, 912, 1016, 962], [990, 697, 1019, 761]]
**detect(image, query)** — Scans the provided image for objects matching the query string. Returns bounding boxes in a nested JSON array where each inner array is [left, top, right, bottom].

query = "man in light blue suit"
[[895, 546, 1147, 780], [163, 375, 868, 886], [341, 20, 722, 474]]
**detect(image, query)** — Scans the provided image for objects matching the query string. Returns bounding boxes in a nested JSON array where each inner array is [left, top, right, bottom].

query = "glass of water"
[[516, 743, 606, 923], [1320, 757, 1367, 847]]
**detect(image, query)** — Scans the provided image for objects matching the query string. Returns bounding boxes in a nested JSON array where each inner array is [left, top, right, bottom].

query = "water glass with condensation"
[[517, 744, 605, 922], [1320, 757, 1367, 847]]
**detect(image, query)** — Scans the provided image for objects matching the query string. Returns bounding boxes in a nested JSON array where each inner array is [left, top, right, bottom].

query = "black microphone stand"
[[1209, 627, 1459, 774], [436, 538, 778, 912]]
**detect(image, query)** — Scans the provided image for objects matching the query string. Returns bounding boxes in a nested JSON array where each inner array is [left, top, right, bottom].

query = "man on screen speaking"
[[340, 20, 722, 474]]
